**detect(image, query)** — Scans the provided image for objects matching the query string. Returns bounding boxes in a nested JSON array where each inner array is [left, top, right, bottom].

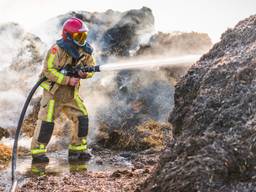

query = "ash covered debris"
[[142, 14, 256, 192]]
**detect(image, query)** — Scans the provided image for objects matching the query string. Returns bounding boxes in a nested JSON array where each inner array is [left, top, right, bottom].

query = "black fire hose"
[[10, 76, 47, 192]]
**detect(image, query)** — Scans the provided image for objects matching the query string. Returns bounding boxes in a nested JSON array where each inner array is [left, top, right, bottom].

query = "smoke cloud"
[[0, 23, 45, 128]]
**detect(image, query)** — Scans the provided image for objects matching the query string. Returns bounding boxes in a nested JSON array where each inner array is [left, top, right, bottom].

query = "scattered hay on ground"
[[0, 144, 11, 169]]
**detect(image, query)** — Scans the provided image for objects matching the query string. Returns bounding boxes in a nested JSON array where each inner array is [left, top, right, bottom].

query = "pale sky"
[[0, 0, 255, 42]]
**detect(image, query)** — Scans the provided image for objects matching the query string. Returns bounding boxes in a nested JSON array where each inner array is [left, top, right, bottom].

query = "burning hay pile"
[[96, 119, 171, 151], [94, 69, 174, 150]]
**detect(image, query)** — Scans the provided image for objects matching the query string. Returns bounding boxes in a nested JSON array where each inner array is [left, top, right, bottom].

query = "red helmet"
[[62, 17, 88, 46]]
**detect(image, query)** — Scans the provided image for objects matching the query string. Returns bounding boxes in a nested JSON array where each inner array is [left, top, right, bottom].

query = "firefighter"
[[31, 17, 95, 163]]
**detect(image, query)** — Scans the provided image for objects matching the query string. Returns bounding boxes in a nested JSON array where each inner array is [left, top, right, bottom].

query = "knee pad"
[[78, 116, 89, 137], [38, 121, 54, 144]]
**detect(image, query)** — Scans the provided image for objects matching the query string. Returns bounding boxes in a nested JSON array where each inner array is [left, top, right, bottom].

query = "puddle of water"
[[0, 150, 133, 192]]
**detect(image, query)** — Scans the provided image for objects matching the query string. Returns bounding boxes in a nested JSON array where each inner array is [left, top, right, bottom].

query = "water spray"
[[99, 55, 200, 71], [10, 55, 199, 191]]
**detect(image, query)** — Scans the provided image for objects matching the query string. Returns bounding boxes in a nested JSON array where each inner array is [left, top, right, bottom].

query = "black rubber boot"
[[79, 151, 92, 161], [32, 154, 49, 164], [68, 151, 91, 162], [68, 151, 80, 162]]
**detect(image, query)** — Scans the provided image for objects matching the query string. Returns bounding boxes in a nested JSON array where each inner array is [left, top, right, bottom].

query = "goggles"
[[72, 32, 87, 46]]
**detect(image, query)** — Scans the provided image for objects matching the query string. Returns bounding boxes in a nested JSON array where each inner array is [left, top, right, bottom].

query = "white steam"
[[0, 23, 24, 69], [0, 23, 45, 128]]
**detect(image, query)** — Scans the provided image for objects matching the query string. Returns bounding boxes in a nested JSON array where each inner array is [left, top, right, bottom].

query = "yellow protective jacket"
[[40, 42, 96, 101]]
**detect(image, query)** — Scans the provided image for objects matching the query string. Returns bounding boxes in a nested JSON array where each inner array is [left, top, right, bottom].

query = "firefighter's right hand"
[[68, 77, 80, 86]]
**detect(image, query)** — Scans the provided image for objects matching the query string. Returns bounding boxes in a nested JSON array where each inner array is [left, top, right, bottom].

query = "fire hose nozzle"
[[95, 65, 100, 72], [93, 65, 101, 72], [81, 65, 100, 73]]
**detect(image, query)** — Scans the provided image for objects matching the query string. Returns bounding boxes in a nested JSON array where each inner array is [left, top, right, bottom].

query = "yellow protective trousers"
[[31, 88, 89, 156]]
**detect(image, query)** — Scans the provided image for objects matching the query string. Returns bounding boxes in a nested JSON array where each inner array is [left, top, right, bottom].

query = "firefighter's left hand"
[[78, 71, 87, 79]]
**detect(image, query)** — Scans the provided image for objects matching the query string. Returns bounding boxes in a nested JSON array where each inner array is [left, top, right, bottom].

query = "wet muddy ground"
[[0, 147, 160, 192]]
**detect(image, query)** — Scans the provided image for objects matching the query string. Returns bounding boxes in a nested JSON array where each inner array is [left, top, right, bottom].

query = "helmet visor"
[[72, 32, 87, 46]]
